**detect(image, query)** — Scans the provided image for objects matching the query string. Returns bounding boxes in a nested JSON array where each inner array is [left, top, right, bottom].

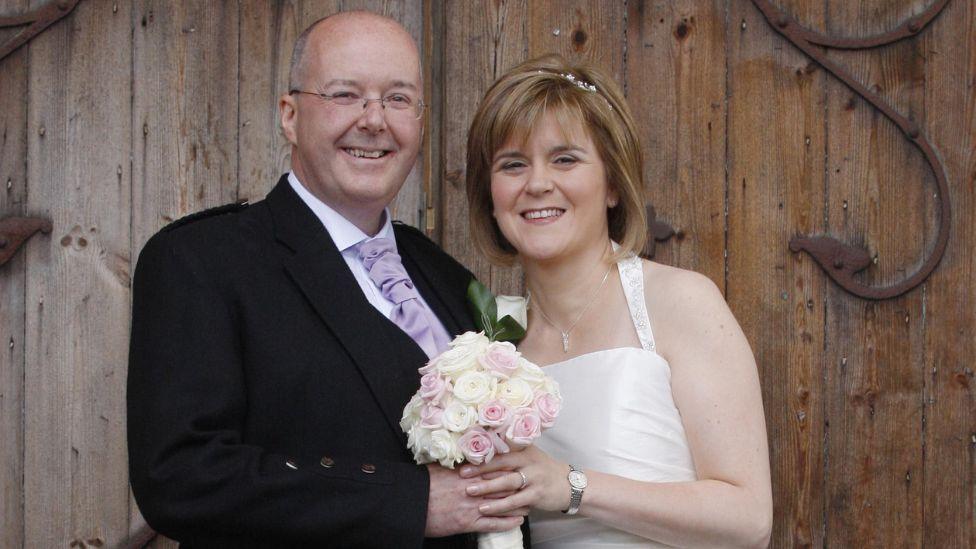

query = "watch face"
[[568, 470, 587, 489]]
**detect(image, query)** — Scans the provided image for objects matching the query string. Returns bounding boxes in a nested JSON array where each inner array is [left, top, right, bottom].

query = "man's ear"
[[279, 93, 299, 145]]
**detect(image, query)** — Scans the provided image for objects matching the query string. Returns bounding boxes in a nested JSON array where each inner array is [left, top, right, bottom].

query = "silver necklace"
[[528, 263, 614, 353]]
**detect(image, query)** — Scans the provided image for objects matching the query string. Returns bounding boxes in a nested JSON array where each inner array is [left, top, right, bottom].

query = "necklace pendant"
[[561, 332, 570, 353]]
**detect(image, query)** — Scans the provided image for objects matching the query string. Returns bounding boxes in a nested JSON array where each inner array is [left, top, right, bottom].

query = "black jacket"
[[127, 175, 480, 548]]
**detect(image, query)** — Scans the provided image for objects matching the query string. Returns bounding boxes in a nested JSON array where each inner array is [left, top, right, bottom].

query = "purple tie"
[[359, 238, 452, 359]]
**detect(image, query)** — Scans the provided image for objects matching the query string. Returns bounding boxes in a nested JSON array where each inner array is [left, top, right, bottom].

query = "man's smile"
[[342, 147, 392, 159]]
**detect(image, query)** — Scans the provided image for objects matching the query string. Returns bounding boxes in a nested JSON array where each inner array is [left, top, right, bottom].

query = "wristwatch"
[[563, 464, 587, 515]]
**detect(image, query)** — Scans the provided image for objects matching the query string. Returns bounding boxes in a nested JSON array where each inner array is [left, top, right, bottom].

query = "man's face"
[[280, 18, 423, 233]]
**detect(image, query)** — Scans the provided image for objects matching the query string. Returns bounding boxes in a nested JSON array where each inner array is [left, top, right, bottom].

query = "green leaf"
[[466, 279, 498, 334], [493, 315, 526, 343]]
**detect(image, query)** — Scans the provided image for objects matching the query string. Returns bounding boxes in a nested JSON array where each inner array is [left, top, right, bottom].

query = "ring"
[[516, 470, 528, 490]]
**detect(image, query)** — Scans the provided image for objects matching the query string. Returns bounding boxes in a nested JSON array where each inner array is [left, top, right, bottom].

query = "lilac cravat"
[[358, 237, 452, 359]]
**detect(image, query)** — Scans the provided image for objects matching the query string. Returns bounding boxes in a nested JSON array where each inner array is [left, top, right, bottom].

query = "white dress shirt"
[[288, 172, 441, 321]]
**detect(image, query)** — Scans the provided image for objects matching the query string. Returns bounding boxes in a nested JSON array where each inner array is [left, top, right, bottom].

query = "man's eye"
[[328, 91, 359, 103], [386, 94, 412, 105]]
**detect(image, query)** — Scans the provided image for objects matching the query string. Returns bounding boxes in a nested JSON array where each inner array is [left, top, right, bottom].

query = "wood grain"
[[727, 1, 829, 546], [920, 0, 976, 545], [441, 0, 528, 295], [23, 0, 132, 546], [0, 1, 28, 546], [131, 0, 240, 249], [822, 1, 931, 546], [625, 0, 727, 284]]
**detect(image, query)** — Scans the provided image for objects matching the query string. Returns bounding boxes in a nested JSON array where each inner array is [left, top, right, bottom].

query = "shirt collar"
[[288, 171, 395, 253]]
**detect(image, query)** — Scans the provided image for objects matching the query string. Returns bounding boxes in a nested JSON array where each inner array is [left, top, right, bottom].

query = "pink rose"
[[419, 404, 444, 429], [458, 427, 495, 464], [477, 399, 511, 427], [488, 429, 511, 455], [419, 372, 450, 404], [533, 392, 561, 428], [478, 342, 520, 379], [505, 408, 542, 448], [418, 356, 440, 375]]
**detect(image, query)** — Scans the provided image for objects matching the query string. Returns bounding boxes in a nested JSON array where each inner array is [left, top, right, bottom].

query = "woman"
[[459, 54, 773, 548]]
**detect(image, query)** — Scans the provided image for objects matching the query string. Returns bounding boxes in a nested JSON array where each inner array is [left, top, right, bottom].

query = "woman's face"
[[490, 111, 617, 263]]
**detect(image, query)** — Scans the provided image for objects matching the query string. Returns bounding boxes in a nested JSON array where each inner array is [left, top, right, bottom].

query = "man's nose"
[[356, 99, 387, 133]]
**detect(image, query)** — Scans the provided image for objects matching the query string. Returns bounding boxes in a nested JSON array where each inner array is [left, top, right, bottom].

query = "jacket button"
[[320, 456, 335, 468], [285, 459, 299, 470], [361, 463, 376, 474]]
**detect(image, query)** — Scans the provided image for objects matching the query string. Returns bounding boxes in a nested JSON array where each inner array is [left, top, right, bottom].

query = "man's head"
[[280, 11, 424, 234]]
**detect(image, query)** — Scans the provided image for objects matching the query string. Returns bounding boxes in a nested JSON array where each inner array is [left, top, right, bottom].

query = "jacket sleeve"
[[126, 231, 430, 547]]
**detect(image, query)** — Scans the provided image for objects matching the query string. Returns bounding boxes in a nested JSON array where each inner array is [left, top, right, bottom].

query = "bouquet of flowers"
[[400, 280, 561, 549]]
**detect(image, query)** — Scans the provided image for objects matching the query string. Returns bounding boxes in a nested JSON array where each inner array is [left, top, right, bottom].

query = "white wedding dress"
[[529, 253, 697, 548]]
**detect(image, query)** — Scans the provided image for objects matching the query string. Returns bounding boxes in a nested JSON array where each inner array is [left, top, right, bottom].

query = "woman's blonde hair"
[[465, 54, 647, 264]]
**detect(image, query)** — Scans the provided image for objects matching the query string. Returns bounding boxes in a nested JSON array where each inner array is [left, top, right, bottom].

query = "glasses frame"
[[289, 89, 426, 120]]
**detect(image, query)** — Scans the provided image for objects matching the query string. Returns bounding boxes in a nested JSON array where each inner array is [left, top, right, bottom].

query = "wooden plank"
[[23, 0, 132, 546], [527, 0, 625, 82], [0, 0, 28, 545], [726, 1, 828, 546], [441, 0, 528, 295], [237, 0, 299, 202], [131, 0, 240, 250], [130, 2, 239, 545], [920, 0, 976, 545], [624, 0, 727, 284], [821, 0, 931, 546]]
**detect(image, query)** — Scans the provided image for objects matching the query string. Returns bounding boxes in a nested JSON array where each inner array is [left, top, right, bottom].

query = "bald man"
[[128, 12, 526, 548]]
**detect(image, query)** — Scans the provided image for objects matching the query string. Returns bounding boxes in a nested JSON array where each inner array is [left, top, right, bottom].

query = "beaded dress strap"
[[618, 253, 656, 352]]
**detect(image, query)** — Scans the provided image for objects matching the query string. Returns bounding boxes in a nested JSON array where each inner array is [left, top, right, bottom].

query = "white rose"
[[495, 295, 528, 328], [407, 425, 433, 463], [428, 429, 463, 468], [542, 376, 562, 400], [452, 371, 496, 405], [400, 393, 425, 432], [441, 400, 477, 432], [449, 331, 490, 351], [436, 344, 480, 380], [516, 357, 547, 389], [497, 377, 534, 408]]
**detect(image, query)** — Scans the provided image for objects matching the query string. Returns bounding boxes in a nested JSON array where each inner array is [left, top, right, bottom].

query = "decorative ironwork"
[[751, 0, 953, 300], [0, 0, 81, 62], [642, 204, 675, 259], [0, 216, 52, 267]]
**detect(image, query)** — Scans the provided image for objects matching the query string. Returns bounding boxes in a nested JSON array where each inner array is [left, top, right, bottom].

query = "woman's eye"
[[554, 156, 578, 165]]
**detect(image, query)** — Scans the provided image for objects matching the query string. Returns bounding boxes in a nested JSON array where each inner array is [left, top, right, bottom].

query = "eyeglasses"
[[289, 90, 426, 120]]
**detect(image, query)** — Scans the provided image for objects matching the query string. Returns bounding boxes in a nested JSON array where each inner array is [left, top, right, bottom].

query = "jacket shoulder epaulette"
[[392, 220, 435, 243], [162, 200, 249, 233]]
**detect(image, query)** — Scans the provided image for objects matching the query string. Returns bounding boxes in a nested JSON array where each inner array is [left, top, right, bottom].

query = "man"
[[127, 12, 525, 548]]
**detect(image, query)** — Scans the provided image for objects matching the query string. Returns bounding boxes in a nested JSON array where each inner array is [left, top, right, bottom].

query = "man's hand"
[[424, 464, 528, 538]]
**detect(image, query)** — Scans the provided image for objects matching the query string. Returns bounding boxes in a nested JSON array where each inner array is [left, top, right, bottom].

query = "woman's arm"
[[463, 267, 772, 548]]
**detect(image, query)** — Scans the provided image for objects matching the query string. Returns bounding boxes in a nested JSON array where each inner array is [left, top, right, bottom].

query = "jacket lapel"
[[395, 225, 476, 337], [266, 178, 424, 443]]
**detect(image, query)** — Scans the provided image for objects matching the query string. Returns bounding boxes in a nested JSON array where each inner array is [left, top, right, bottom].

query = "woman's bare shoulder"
[[641, 259, 724, 311], [640, 259, 738, 351]]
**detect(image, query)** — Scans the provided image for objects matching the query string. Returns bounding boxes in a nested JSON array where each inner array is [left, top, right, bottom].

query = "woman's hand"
[[459, 446, 572, 514]]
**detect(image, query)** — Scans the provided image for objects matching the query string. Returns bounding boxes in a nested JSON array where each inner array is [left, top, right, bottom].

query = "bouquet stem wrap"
[[477, 527, 523, 549]]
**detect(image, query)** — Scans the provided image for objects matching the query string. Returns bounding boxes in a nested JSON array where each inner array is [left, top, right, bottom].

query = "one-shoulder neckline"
[[539, 345, 667, 369]]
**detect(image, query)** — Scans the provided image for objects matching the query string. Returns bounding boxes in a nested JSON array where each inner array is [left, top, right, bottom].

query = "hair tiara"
[[536, 70, 612, 110]]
